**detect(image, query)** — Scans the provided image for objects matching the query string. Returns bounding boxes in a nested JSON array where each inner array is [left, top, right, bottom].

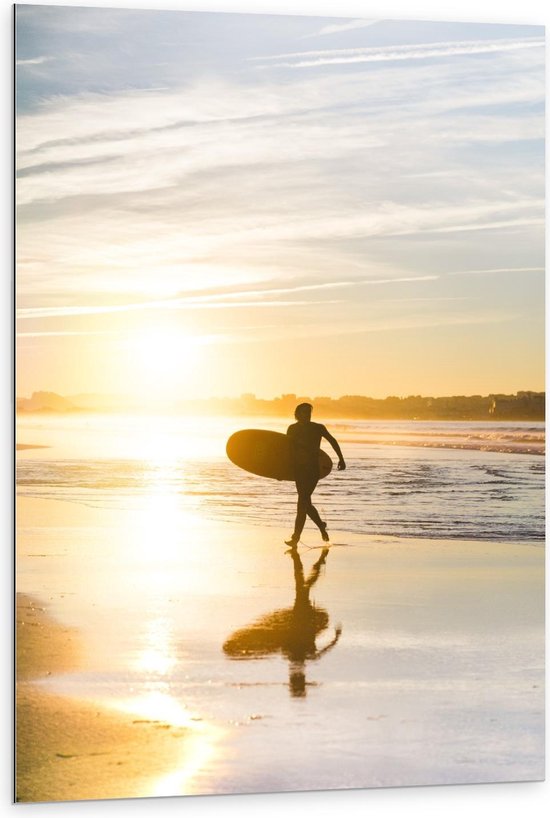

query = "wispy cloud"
[[186, 276, 438, 303], [17, 330, 118, 337], [17, 275, 438, 320], [215, 308, 523, 346], [253, 36, 545, 69], [447, 266, 545, 276], [409, 217, 544, 235], [16, 56, 53, 66], [16, 299, 343, 321], [17, 309, 518, 349], [16, 330, 232, 347], [301, 19, 379, 40]]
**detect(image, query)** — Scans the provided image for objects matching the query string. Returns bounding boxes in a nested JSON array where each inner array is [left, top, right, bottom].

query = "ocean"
[[16, 415, 545, 544]]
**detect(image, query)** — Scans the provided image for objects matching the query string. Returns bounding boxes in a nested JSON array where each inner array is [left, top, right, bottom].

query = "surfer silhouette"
[[223, 547, 342, 697], [285, 403, 346, 548]]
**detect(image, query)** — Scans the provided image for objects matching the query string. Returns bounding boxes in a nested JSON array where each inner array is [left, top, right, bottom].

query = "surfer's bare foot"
[[285, 536, 299, 547], [320, 523, 330, 542], [315, 548, 329, 568]]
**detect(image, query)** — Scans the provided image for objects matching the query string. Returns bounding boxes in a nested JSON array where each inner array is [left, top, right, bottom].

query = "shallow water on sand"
[[17, 496, 544, 797]]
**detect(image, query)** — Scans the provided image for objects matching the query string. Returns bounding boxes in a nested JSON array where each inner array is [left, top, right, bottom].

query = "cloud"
[[17, 330, 119, 337], [212, 307, 523, 347], [447, 266, 544, 276], [17, 308, 518, 349], [254, 36, 545, 69], [214, 199, 544, 245], [408, 217, 544, 235], [16, 56, 53, 66], [15, 78, 543, 222], [17, 48, 543, 164], [301, 19, 379, 39], [15, 33, 544, 324], [16, 275, 439, 320], [16, 299, 345, 320]]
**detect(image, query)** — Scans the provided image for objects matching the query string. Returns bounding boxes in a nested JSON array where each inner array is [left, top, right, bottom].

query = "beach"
[[16, 490, 544, 802], [16, 594, 202, 802]]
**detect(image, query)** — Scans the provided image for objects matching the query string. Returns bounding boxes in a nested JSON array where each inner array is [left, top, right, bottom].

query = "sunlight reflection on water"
[[104, 691, 223, 797]]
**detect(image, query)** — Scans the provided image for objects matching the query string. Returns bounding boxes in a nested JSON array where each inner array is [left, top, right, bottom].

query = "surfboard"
[[226, 429, 333, 482]]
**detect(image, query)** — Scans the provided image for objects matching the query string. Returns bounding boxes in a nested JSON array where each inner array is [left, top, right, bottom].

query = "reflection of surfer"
[[286, 403, 346, 548], [223, 548, 342, 697], [286, 547, 342, 697]]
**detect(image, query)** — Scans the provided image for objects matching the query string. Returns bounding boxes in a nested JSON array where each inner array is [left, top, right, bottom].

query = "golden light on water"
[[112, 690, 198, 729], [85, 457, 225, 797], [150, 735, 218, 798], [130, 459, 201, 568], [133, 617, 177, 676], [130, 420, 185, 462], [16, 411, 243, 462], [120, 414, 230, 461], [108, 691, 222, 797], [94, 454, 225, 794]]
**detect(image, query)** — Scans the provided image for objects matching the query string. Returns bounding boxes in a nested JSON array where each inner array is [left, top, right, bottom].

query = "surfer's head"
[[294, 403, 313, 422]]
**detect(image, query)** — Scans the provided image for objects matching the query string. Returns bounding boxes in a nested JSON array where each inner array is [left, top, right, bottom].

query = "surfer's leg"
[[290, 468, 326, 543], [290, 473, 310, 541], [306, 498, 323, 528], [286, 505, 306, 546], [302, 474, 324, 528], [293, 488, 308, 540], [307, 504, 329, 540], [301, 473, 329, 541]]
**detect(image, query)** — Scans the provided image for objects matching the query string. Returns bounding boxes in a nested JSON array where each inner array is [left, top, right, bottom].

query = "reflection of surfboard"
[[226, 429, 332, 482], [223, 607, 329, 658]]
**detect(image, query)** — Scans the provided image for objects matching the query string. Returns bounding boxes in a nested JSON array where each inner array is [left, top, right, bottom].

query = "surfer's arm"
[[314, 625, 342, 660], [322, 427, 346, 470], [286, 424, 297, 457]]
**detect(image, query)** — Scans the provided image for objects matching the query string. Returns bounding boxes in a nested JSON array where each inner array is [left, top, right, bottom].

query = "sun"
[[122, 325, 201, 401]]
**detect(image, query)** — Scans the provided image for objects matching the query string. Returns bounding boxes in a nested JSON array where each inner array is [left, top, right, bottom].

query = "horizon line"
[[16, 388, 545, 403]]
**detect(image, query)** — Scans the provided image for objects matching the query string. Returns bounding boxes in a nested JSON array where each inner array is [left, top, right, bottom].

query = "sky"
[[15, 4, 545, 402]]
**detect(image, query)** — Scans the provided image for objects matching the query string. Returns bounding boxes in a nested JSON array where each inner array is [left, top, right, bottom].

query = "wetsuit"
[[287, 421, 327, 540]]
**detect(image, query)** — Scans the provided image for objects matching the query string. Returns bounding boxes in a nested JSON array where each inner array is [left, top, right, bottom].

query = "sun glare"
[[123, 326, 201, 400]]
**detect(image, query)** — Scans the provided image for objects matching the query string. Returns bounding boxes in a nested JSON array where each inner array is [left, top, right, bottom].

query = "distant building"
[[489, 392, 545, 419]]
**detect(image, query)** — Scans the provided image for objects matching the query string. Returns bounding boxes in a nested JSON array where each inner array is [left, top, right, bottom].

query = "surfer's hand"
[[337, 459, 346, 470]]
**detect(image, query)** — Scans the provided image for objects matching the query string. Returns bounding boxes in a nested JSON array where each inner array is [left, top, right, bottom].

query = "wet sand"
[[16, 595, 199, 803], [16, 495, 545, 801]]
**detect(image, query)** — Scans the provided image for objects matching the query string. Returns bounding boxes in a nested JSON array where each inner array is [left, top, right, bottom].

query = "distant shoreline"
[[15, 390, 545, 422], [15, 410, 545, 423]]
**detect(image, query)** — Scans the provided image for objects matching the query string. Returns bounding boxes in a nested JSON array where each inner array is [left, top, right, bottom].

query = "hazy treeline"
[[17, 390, 545, 421], [192, 391, 545, 421]]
